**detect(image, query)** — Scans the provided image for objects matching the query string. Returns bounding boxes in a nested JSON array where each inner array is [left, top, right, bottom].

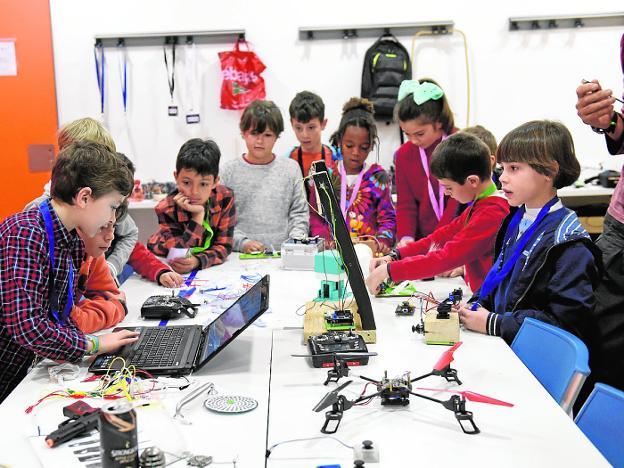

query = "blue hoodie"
[[473, 205, 601, 345]]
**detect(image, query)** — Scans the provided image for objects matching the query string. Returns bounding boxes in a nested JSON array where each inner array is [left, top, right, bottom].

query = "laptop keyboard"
[[131, 327, 186, 368]]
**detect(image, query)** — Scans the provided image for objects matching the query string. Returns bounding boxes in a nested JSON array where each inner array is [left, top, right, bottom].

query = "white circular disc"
[[203, 395, 258, 414]]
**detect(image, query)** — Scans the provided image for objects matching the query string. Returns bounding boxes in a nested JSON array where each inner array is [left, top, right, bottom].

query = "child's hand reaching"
[[103, 290, 126, 304], [242, 240, 265, 254], [396, 236, 414, 249], [377, 243, 391, 255], [97, 329, 140, 355], [369, 255, 391, 273], [438, 266, 465, 278], [169, 256, 200, 274], [365, 263, 390, 294], [457, 304, 488, 334], [159, 271, 185, 288]]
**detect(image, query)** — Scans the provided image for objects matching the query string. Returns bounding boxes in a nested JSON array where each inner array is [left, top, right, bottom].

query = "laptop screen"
[[196, 275, 270, 369]]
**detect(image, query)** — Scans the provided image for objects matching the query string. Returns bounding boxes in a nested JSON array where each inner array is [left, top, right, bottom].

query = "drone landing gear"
[[442, 395, 480, 435], [320, 395, 353, 434], [324, 357, 351, 385], [433, 366, 462, 385]]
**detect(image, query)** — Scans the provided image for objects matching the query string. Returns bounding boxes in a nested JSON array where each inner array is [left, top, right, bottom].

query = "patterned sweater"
[[310, 162, 396, 248]]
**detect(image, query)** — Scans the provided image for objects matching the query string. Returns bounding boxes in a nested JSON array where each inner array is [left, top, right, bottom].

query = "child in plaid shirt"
[[148, 139, 236, 273], [0, 142, 139, 403]]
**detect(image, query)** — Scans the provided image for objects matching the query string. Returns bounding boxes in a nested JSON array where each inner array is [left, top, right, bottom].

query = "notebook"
[[88, 275, 270, 376]]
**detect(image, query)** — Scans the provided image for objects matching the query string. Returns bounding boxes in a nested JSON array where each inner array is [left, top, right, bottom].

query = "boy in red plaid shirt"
[[148, 139, 236, 273], [0, 142, 139, 403]]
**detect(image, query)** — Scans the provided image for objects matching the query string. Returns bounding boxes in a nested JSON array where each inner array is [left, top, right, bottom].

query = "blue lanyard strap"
[[94, 41, 105, 114], [40, 201, 74, 326], [474, 197, 559, 308], [117, 39, 127, 113]]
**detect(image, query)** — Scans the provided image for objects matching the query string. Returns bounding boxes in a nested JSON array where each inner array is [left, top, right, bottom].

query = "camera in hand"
[[141, 294, 199, 320]]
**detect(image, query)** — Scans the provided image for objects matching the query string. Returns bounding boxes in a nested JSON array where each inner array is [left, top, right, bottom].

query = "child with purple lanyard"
[[394, 78, 459, 248], [309, 98, 396, 253], [458, 121, 601, 356]]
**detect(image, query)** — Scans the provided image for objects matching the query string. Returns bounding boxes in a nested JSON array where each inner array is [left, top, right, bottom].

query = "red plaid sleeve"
[[195, 185, 237, 269], [147, 193, 206, 255], [1, 223, 87, 361]]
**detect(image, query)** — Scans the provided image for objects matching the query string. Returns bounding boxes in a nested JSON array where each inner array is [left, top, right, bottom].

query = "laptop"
[[89, 275, 270, 376]]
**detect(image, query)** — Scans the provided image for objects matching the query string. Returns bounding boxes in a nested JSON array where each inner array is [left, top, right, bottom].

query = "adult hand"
[[365, 264, 390, 295], [369, 255, 391, 273], [97, 329, 140, 355], [457, 304, 488, 334], [169, 256, 200, 274], [242, 240, 265, 254], [159, 271, 185, 288], [576, 79, 616, 129]]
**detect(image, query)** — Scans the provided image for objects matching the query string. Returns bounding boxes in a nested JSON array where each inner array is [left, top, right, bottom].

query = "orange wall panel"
[[0, 0, 58, 220]]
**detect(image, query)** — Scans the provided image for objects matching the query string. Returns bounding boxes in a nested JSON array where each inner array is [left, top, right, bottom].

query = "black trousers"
[[577, 213, 624, 412]]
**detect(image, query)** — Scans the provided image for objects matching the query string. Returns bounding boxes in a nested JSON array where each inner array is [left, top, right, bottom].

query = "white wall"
[[49, 0, 624, 183]]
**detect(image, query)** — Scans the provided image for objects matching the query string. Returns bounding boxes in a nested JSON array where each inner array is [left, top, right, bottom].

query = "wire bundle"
[[25, 357, 159, 414]]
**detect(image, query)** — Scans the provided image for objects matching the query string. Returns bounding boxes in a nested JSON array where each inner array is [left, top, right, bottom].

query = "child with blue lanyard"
[[458, 120, 601, 347], [0, 142, 139, 403]]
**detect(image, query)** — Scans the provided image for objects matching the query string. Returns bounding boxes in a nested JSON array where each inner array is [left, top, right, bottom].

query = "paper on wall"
[[0, 40, 17, 76]]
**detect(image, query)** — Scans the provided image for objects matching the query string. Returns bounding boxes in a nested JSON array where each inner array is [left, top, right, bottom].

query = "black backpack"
[[361, 34, 412, 121]]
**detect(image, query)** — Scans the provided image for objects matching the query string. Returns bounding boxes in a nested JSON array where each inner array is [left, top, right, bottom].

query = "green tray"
[[239, 252, 281, 260], [376, 281, 420, 297]]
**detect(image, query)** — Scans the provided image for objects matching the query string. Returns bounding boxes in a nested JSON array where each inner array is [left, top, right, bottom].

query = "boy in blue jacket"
[[459, 121, 601, 349]]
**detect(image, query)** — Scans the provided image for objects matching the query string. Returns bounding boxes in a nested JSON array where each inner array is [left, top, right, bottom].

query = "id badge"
[[186, 113, 200, 124]]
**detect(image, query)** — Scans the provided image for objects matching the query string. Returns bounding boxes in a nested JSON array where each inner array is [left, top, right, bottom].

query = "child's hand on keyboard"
[[98, 329, 140, 355]]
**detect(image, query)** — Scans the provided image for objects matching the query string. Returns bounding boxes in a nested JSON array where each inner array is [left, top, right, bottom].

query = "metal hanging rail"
[[94, 29, 245, 47], [509, 12, 624, 31], [298, 21, 454, 41]]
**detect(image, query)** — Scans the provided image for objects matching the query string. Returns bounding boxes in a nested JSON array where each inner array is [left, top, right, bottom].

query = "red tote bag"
[[218, 39, 266, 110]]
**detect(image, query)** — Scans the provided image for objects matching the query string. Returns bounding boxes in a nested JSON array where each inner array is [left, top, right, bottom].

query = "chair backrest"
[[511, 318, 590, 413], [575, 383, 624, 467]]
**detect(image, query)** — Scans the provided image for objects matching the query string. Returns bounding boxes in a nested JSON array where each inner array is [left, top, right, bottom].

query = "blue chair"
[[511, 318, 590, 414], [575, 383, 624, 467]]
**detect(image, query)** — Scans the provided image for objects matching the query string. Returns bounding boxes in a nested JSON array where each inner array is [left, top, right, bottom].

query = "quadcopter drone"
[[312, 342, 513, 435]]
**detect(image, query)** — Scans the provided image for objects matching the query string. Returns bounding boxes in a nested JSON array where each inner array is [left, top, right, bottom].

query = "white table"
[[0, 255, 609, 467], [557, 184, 614, 208], [266, 326, 607, 467]]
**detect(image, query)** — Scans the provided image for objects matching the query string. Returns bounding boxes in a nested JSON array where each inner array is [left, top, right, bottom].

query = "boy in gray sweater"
[[220, 100, 308, 253]]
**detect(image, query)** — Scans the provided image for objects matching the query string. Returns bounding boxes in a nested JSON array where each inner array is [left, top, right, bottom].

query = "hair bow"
[[398, 80, 444, 105]]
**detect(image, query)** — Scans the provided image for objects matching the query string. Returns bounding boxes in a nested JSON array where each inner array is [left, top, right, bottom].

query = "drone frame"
[[313, 342, 511, 435]]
